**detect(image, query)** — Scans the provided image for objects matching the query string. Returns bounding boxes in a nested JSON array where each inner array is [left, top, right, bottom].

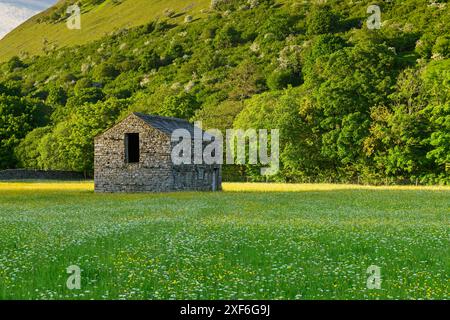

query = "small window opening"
[[125, 133, 140, 163]]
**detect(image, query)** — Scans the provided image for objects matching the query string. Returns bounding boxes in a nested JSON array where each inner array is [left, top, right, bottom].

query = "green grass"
[[0, 0, 210, 62], [0, 182, 448, 300]]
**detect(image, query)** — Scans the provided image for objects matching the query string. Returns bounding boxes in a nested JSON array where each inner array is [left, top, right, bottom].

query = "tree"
[[74, 78, 93, 95], [432, 36, 450, 59], [7, 56, 26, 72], [223, 60, 266, 100], [366, 104, 432, 179], [267, 68, 299, 90], [15, 127, 51, 169], [139, 50, 160, 72], [365, 62, 450, 183], [303, 34, 347, 79], [46, 86, 67, 107], [69, 87, 105, 107], [195, 100, 244, 130], [427, 103, 450, 170], [422, 60, 450, 182], [306, 5, 339, 36], [93, 63, 120, 81], [0, 95, 47, 169], [35, 98, 124, 174], [303, 42, 396, 175], [214, 25, 241, 49], [159, 92, 200, 120]]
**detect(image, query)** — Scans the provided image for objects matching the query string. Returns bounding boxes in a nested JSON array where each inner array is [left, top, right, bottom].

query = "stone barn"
[[94, 112, 222, 193]]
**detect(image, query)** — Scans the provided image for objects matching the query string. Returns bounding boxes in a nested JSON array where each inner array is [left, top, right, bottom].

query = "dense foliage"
[[0, 0, 449, 184]]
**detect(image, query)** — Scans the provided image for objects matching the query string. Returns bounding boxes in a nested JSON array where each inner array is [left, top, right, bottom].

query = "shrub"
[[267, 69, 300, 90], [432, 36, 450, 59], [7, 56, 26, 72], [306, 5, 339, 36], [93, 63, 120, 81]]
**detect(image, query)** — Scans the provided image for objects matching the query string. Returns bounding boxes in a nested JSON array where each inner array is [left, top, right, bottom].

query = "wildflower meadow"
[[0, 182, 448, 300]]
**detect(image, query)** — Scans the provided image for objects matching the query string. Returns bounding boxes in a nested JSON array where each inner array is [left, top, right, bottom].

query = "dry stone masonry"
[[94, 113, 222, 193]]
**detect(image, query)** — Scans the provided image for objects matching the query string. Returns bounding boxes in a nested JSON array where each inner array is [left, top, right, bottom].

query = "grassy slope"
[[0, 182, 448, 299], [0, 0, 210, 62]]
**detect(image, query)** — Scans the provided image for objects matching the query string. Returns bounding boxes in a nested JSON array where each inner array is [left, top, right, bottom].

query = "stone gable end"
[[94, 113, 222, 193]]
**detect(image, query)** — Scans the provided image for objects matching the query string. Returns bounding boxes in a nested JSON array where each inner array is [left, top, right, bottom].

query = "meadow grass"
[[0, 181, 448, 300]]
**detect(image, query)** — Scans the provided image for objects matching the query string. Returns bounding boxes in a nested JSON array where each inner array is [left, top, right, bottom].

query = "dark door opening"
[[125, 133, 140, 163], [212, 168, 220, 191]]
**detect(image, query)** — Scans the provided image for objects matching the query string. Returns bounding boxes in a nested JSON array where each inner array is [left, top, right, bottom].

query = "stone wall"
[[172, 163, 222, 192], [0, 169, 87, 181], [94, 113, 222, 193]]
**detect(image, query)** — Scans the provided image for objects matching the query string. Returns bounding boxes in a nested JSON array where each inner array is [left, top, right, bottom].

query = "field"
[[0, 182, 448, 300]]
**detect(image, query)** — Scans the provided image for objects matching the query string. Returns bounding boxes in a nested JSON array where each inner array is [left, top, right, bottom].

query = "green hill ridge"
[[0, 0, 210, 62]]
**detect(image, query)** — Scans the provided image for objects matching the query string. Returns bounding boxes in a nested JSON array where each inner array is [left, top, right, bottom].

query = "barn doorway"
[[125, 133, 140, 163], [212, 168, 220, 192]]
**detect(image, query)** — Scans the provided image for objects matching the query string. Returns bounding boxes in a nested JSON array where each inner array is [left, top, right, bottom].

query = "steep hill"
[[0, 0, 449, 184], [0, 0, 210, 62]]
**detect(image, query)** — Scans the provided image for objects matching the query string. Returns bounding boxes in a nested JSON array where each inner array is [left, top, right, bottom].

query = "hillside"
[[0, 0, 210, 62], [0, 0, 449, 184]]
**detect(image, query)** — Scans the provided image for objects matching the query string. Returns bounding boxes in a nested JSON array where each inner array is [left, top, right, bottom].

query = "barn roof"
[[133, 112, 213, 139]]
